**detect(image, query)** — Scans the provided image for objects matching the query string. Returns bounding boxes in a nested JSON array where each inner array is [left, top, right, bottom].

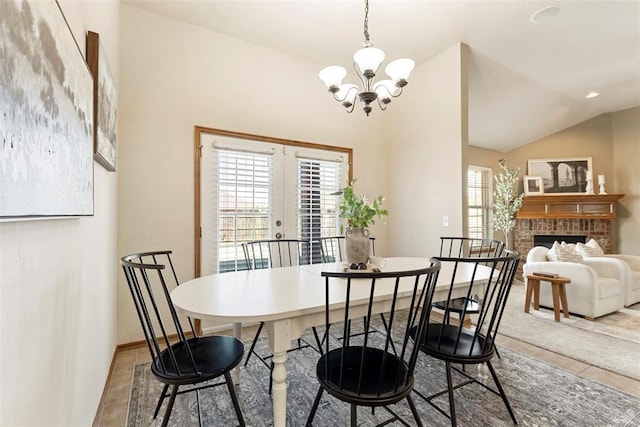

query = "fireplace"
[[533, 234, 586, 249], [513, 193, 624, 278]]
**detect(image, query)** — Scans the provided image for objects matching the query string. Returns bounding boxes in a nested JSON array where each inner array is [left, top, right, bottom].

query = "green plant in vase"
[[333, 179, 388, 265]]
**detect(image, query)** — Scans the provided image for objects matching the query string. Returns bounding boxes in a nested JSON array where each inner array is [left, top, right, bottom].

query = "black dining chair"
[[241, 239, 320, 394], [411, 250, 520, 426], [432, 237, 506, 359], [121, 250, 245, 427], [305, 260, 441, 427], [317, 236, 387, 342], [434, 237, 506, 359]]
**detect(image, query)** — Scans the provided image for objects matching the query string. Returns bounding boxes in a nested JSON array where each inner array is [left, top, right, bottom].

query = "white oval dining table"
[[171, 257, 491, 427]]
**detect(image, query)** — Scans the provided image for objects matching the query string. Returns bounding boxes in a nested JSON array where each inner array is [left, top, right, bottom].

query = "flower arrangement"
[[334, 179, 388, 230], [492, 159, 524, 246]]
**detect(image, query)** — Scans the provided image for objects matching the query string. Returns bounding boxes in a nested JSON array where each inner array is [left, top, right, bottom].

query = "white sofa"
[[600, 255, 640, 306], [523, 246, 625, 319], [574, 240, 640, 307]]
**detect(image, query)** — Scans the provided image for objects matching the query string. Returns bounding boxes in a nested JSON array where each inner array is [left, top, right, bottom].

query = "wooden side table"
[[525, 274, 571, 322]]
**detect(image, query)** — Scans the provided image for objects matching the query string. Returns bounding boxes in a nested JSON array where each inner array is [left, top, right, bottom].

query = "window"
[[197, 128, 350, 275], [467, 165, 492, 239]]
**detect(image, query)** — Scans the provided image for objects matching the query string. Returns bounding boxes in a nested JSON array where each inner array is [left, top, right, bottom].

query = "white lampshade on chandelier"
[[319, 0, 415, 116]]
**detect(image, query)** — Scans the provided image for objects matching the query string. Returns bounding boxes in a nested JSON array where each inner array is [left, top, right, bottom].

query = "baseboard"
[[92, 348, 118, 427]]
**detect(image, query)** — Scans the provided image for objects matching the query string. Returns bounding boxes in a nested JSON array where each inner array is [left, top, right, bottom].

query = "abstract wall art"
[[87, 31, 117, 172], [0, 0, 94, 218]]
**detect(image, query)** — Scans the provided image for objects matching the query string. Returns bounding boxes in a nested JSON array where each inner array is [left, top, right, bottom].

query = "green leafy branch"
[[333, 179, 388, 230]]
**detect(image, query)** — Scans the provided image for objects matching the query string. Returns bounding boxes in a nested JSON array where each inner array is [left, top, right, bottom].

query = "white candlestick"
[[598, 175, 607, 194], [585, 178, 594, 194], [587, 170, 593, 181]]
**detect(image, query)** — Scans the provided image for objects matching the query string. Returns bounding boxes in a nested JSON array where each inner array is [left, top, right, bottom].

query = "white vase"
[[345, 228, 370, 264]]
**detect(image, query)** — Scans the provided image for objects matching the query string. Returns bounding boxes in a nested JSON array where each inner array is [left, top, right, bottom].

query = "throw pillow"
[[547, 241, 583, 263], [586, 238, 605, 255], [576, 239, 605, 257]]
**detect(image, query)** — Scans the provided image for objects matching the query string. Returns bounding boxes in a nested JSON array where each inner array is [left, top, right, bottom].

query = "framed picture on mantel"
[[527, 157, 592, 195], [524, 176, 544, 195]]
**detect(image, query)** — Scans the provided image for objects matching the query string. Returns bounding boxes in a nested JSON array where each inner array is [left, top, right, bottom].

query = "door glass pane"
[[297, 158, 342, 263], [217, 150, 272, 272]]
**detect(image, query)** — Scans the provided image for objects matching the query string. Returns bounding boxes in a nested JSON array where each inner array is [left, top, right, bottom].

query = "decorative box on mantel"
[[516, 194, 625, 220], [514, 194, 625, 279]]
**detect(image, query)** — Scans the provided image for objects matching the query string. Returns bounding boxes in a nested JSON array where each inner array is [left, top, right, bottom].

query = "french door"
[[197, 128, 351, 276]]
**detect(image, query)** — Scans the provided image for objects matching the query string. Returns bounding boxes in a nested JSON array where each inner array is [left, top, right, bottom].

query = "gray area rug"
[[128, 334, 640, 426], [499, 282, 640, 380]]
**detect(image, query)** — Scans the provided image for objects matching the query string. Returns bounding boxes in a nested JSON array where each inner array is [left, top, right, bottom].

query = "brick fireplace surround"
[[514, 194, 624, 278]]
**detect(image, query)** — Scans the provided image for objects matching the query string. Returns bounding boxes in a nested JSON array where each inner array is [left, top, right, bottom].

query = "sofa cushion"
[[599, 277, 621, 299], [576, 239, 605, 257], [546, 241, 583, 263]]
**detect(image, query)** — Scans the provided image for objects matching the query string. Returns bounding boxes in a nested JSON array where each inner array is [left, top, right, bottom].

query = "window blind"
[[213, 148, 273, 273], [467, 166, 492, 239], [296, 157, 343, 264]]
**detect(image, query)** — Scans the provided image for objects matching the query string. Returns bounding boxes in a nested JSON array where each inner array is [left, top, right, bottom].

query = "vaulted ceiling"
[[123, 0, 640, 152]]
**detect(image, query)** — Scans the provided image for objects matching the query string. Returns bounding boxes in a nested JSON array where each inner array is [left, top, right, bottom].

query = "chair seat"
[[317, 347, 412, 406], [432, 297, 479, 314], [411, 323, 494, 364], [152, 336, 244, 385]]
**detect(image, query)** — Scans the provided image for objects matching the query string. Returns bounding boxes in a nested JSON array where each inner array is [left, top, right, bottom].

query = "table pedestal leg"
[[271, 351, 287, 426], [268, 320, 292, 427]]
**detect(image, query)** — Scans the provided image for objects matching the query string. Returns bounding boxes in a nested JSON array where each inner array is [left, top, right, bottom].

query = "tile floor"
[[93, 322, 640, 426]]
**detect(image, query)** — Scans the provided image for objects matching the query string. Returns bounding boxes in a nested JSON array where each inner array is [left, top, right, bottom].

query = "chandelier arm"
[[332, 85, 359, 103], [352, 61, 373, 91], [345, 102, 356, 114], [391, 86, 404, 99], [377, 97, 388, 110]]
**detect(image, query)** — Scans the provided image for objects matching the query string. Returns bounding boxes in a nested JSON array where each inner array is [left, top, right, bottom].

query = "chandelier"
[[318, 0, 415, 116]]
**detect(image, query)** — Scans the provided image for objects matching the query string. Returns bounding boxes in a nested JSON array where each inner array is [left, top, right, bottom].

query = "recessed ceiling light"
[[585, 92, 600, 99], [529, 5, 563, 24]]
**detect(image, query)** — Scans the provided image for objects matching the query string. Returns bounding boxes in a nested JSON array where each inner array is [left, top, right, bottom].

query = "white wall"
[[0, 1, 119, 425], [385, 44, 468, 258], [612, 106, 640, 254], [118, 5, 389, 343]]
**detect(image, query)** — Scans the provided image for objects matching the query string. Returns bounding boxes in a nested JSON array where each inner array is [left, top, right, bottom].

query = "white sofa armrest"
[[603, 254, 640, 271], [523, 261, 599, 284], [583, 258, 626, 280], [526, 246, 550, 263]]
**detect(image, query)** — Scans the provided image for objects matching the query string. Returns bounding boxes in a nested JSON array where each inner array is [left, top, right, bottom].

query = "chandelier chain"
[[363, 0, 370, 42]]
